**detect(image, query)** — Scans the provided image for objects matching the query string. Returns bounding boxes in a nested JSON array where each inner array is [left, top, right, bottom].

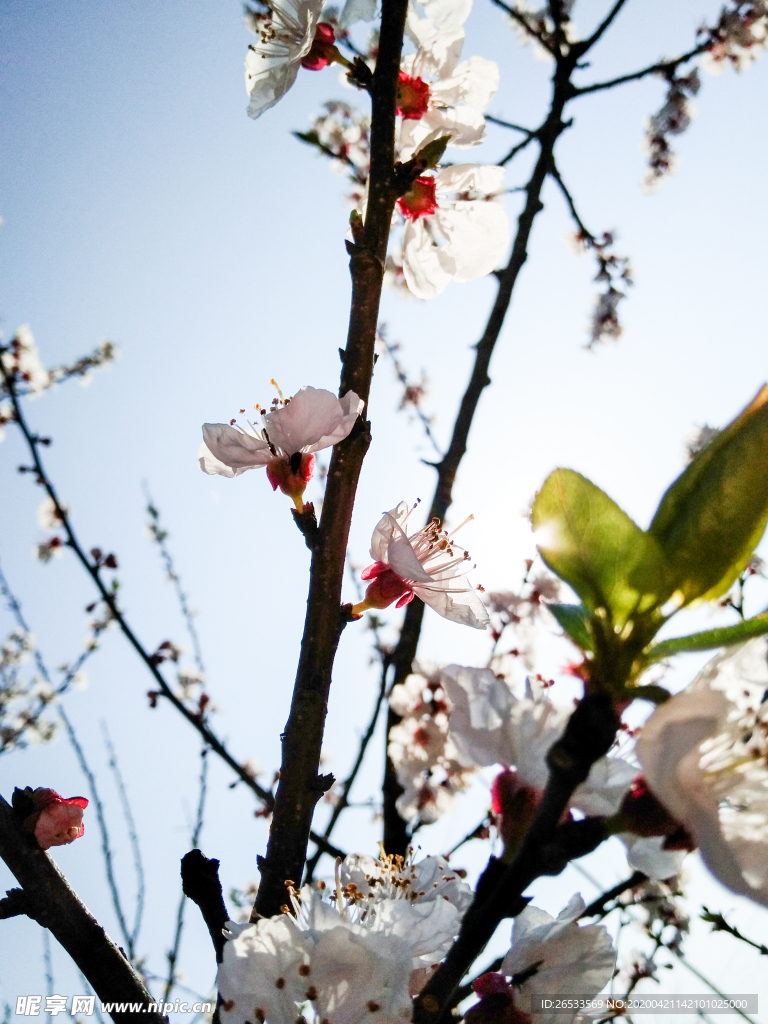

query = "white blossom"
[[442, 665, 635, 814], [397, 165, 509, 300], [1, 325, 50, 395], [200, 385, 362, 509], [219, 856, 470, 1024], [355, 501, 489, 628], [637, 637, 768, 907], [397, 27, 499, 160], [37, 496, 67, 531], [245, 0, 329, 120], [500, 895, 615, 1024]]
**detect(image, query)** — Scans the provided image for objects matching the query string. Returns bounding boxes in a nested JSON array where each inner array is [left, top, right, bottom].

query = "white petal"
[[201, 424, 273, 472], [413, 581, 489, 628], [246, 59, 302, 120], [442, 665, 517, 766], [370, 502, 411, 562], [387, 525, 435, 583], [339, 0, 378, 27], [400, 108, 485, 162], [436, 200, 510, 282], [636, 688, 727, 825], [402, 219, 454, 300], [435, 162, 506, 194], [265, 386, 362, 454], [413, 27, 465, 79], [572, 755, 636, 817], [622, 835, 687, 879], [431, 55, 499, 109]]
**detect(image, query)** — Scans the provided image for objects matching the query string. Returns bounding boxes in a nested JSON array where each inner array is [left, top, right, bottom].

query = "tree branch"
[[574, 43, 708, 96], [579, 871, 646, 920], [305, 651, 391, 881], [252, 0, 410, 920], [488, 0, 558, 56], [575, 0, 630, 55], [412, 693, 619, 1023], [0, 793, 166, 1024], [181, 849, 229, 964]]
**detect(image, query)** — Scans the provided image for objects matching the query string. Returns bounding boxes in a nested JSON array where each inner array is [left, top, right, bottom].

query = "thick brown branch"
[[0, 793, 166, 1024], [253, 0, 409, 920]]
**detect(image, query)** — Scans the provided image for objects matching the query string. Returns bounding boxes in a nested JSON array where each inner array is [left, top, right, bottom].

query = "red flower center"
[[397, 177, 438, 221], [396, 71, 431, 120], [301, 23, 337, 70]]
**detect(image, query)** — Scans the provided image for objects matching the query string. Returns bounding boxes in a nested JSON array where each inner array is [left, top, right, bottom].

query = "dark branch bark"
[[574, 42, 708, 95], [382, 55, 577, 853], [180, 850, 229, 964], [574, 0, 630, 55], [0, 362, 342, 863], [0, 794, 166, 1024], [253, 0, 410, 920], [580, 871, 647, 919], [412, 693, 619, 1023]]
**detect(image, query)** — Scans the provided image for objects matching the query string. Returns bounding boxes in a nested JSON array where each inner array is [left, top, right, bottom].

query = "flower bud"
[[19, 787, 88, 850], [491, 768, 540, 862], [397, 72, 431, 120]]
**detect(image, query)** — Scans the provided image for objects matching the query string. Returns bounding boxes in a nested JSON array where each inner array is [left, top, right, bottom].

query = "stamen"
[[270, 378, 286, 405]]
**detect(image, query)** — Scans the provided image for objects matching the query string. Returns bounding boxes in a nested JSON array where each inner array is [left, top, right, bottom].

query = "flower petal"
[[402, 220, 454, 300], [201, 424, 273, 473], [436, 199, 510, 282], [265, 387, 363, 455], [413, 581, 489, 628]]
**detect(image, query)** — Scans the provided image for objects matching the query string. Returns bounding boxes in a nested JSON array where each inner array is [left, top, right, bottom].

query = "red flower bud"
[[22, 788, 88, 850]]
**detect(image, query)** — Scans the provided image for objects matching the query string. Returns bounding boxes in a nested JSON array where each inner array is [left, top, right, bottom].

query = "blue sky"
[[1, 0, 768, 1015]]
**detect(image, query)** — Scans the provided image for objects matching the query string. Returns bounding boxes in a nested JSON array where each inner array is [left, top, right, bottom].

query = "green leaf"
[[644, 609, 768, 662], [547, 602, 594, 652], [649, 385, 768, 605], [532, 469, 671, 630]]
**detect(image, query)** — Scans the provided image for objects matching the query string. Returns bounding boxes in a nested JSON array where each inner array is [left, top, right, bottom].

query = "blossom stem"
[[252, 0, 410, 921]]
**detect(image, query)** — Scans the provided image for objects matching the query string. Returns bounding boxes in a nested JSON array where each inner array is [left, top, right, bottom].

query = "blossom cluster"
[[642, 70, 701, 192], [0, 325, 117, 405], [388, 667, 476, 823], [218, 849, 615, 1024], [702, 0, 768, 73]]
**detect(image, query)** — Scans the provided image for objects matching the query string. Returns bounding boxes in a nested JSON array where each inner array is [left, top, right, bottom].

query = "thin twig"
[[485, 115, 536, 134], [305, 652, 391, 881], [488, 0, 558, 56], [164, 748, 209, 1003], [579, 871, 646, 920], [384, 48, 577, 854], [43, 928, 54, 997], [58, 707, 135, 959], [700, 907, 768, 956], [144, 489, 205, 675], [549, 157, 594, 241], [670, 951, 758, 1024], [101, 722, 145, 953], [574, 43, 709, 96], [575, 0, 630, 54]]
